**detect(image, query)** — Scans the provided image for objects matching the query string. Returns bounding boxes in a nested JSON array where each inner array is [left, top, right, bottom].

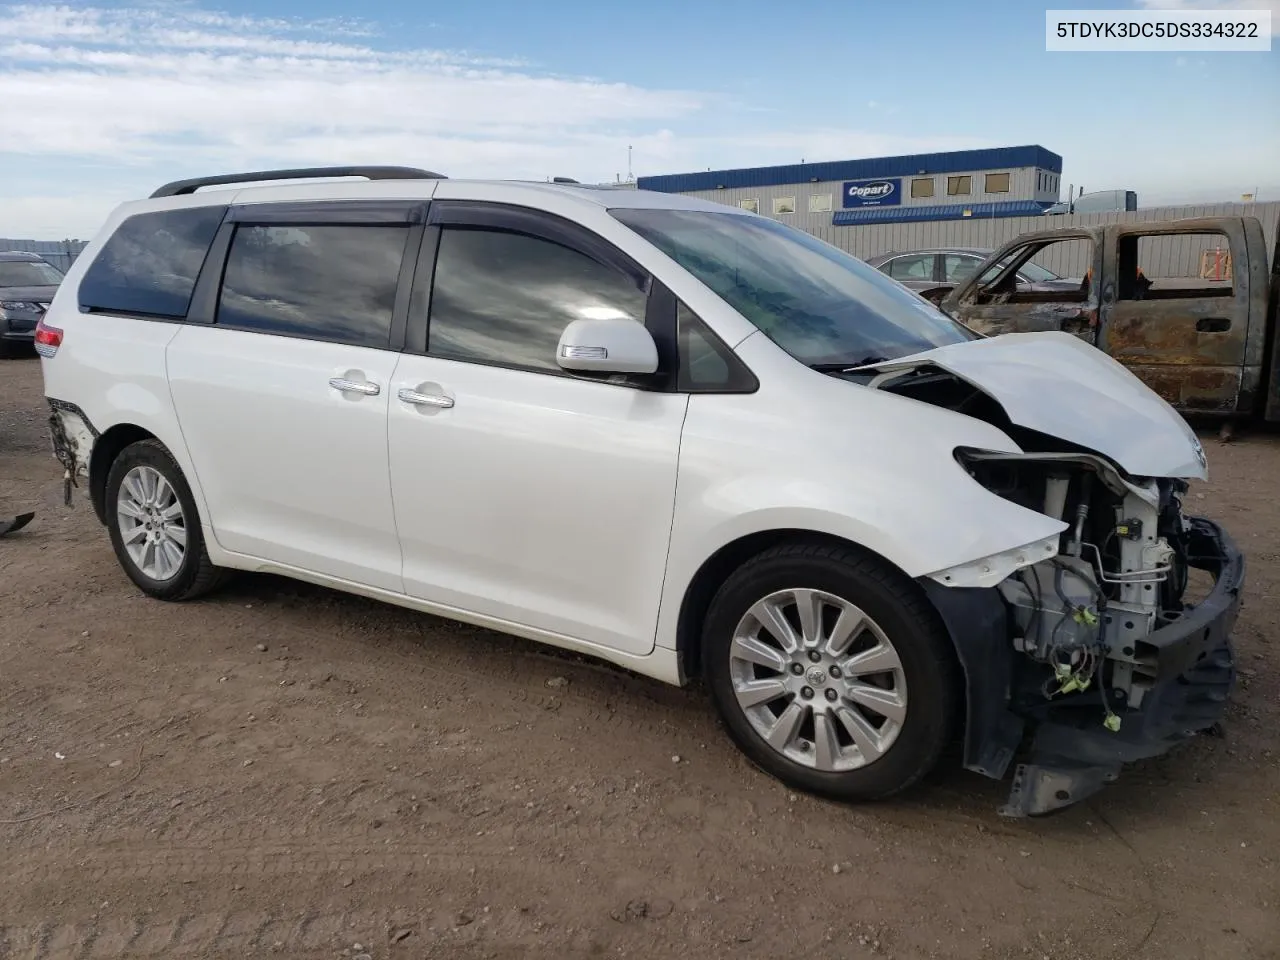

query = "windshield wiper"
[[808, 355, 891, 373]]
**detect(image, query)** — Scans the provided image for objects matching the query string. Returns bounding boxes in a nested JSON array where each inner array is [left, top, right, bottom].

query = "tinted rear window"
[[78, 206, 226, 318]]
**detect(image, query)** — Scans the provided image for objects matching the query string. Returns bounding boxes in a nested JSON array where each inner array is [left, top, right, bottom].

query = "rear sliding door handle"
[[398, 388, 454, 409], [329, 377, 381, 396]]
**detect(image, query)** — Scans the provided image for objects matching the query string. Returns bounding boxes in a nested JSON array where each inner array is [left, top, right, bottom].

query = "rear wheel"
[[703, 541, 958, 801], [105, 439, 227, 600]]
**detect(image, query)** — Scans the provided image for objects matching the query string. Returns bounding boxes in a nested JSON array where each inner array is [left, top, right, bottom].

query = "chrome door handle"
[[329, 377, 380, 396], [398, 388, 454, 409]]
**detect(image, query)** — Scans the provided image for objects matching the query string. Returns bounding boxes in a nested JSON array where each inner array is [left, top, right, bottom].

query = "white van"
[[36, 166, 1239, 818]]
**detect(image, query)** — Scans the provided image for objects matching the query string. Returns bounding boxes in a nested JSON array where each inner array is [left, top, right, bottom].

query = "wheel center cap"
[[805, 667, 827, 687]]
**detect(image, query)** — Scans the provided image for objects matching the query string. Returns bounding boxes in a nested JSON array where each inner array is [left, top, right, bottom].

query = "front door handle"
[[398, 388, 454, 409], [329, 377, 380, 396]]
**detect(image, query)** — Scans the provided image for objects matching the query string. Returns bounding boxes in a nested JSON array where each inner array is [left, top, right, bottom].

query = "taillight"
[[34, 319, 63, 358]]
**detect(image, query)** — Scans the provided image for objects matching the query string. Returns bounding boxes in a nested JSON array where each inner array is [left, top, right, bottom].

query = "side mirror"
[[556, 318, 658, 375]]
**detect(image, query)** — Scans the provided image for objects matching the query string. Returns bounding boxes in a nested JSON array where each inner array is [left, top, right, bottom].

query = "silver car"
[[865, 247, 1082, 303]]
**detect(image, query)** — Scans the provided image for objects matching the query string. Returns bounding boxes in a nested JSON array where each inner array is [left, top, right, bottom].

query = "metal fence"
[[0, 238, 88, 274], [793, 201, 1280, 280]]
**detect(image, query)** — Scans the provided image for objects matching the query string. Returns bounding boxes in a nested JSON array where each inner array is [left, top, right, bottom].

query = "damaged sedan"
[[38, 168, 1242, 817]]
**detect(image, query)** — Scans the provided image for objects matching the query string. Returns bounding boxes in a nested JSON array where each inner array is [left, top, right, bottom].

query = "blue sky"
[[0, 0, 1276, 237]]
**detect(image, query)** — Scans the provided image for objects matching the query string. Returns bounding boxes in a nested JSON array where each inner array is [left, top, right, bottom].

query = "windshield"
[[0, 259, 64, 287], [610, 208, 975, 367], [1007, 258, 1059, 282]]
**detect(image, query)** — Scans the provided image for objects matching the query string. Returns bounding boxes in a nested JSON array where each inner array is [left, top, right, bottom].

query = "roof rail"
[[149, 166, 447, 199]]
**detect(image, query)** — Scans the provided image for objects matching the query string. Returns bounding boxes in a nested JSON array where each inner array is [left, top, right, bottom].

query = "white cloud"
[[1134, 0, 1280, 34], [0, 3, 990, 237]]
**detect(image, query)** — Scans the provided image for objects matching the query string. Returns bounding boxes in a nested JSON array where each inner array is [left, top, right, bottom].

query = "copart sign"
[[843, 178, 901, 209]]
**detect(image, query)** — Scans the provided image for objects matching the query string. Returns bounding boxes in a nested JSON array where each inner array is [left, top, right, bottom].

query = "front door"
[[387, 203, 688, 656], [167, 210, 419, 591], [944, 232, 1102, 342]]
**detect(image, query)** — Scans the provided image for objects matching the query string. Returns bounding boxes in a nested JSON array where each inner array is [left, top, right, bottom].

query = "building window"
[[772, 196, 796, 215], [738, 198, 759, 213], [985, 172, 1011, 194], [947, 175, 971, 196], [808, 193, 832, 213], [910, 177, 935, 199]]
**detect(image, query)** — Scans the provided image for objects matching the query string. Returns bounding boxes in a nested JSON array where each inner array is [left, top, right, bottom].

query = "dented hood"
[[861, 330, 1208, 480]]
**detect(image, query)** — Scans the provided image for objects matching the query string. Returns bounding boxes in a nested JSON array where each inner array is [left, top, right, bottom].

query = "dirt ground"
[[1, 353, 1277, 960]]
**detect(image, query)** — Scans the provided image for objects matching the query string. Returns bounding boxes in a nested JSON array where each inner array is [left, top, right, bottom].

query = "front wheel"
[[703, 542, 959, 802], [105, 439, 227, 601]]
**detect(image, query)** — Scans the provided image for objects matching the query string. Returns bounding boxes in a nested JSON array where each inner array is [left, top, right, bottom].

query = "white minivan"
[[37, 167, 1242, 817]]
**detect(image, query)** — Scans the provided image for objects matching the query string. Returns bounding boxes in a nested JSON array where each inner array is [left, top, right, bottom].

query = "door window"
[[676, 301, 756, 392], [1118, 232, 1234, 301], [941, 254, 983, 284], [886, 254, 935, 282], [217, 224, 409, 348], [426, 226, 648, 373], [969, 238, 1093, 303]]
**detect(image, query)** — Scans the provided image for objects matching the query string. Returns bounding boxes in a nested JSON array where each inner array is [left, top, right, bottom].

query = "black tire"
[[703, 540, 959, 802], [104, 438, 227, 601]]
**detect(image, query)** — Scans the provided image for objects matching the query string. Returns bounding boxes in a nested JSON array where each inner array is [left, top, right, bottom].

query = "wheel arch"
[[675, 526, 998, 779], [674, 528, 941, 683], [89, 423, 158, 523]]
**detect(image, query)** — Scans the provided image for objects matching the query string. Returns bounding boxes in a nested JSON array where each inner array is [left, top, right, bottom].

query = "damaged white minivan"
[[37, 167, 1243, 816]]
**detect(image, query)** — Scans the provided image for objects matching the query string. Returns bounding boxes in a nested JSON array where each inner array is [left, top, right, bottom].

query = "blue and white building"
[[636, 145, 1064, 229]]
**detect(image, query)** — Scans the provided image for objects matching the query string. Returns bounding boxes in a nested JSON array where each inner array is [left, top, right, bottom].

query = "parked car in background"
[[1, 251, 64, 358], [1043, 189, 1138, 216], [37, 166, 1242, 818], [865, 247, 1082, 303]]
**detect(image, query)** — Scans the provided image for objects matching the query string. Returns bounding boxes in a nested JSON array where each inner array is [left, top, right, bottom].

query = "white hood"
[[862, 331, 1208, 480]]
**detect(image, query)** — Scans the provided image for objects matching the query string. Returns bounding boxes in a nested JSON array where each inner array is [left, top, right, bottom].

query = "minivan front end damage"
[[922, 449, 1243, 816]]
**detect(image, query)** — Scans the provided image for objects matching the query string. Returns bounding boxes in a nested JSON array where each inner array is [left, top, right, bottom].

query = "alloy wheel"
[[116, 465, 188, 582], [727, 588, 908, 771]]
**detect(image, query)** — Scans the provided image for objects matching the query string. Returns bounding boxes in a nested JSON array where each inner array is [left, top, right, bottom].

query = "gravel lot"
[[2, 353, 1277, 960]]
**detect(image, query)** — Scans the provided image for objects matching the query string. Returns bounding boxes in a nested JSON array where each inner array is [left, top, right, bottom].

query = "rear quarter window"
[[78, 206, 227, 318]]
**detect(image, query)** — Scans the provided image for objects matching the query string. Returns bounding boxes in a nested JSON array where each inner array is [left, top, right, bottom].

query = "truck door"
[[1098, 219, 1260, 416], [940, 230, 1102, 342]]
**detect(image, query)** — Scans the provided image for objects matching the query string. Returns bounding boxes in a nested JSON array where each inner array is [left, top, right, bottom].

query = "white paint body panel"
[[861, 330, 1208, 480], [388, 354, 688, 656], [166, 326, 404, 592], [37, 176, 1204, 688]]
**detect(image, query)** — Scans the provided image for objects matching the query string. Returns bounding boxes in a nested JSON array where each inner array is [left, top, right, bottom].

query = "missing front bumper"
[[923, 515, 1244, 817]]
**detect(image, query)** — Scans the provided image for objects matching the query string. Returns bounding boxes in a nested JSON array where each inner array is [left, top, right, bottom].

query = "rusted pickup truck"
[[936, 213, 1280, 424]]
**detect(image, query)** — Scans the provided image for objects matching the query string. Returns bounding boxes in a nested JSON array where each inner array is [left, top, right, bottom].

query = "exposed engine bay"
[[859, 360, 1241, 816], [959, 450, 1189, 718]]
